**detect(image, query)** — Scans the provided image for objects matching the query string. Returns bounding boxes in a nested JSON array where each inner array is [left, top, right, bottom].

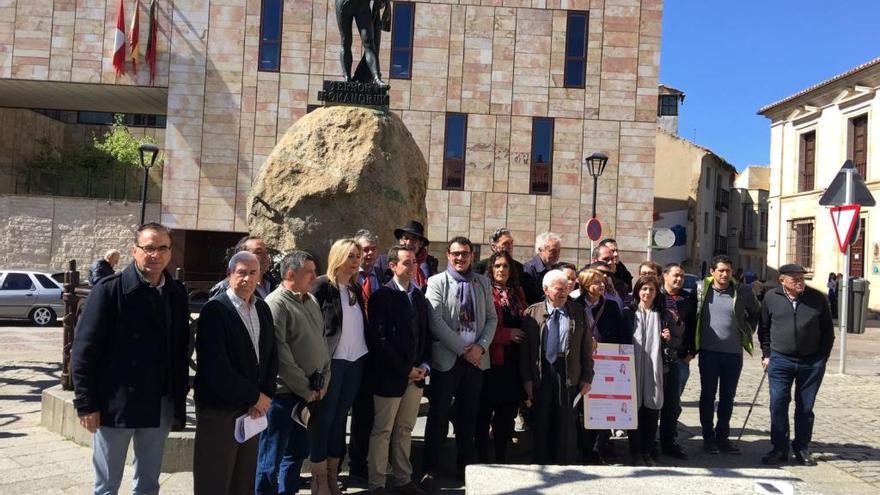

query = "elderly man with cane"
[[757, 264, 834, 466]]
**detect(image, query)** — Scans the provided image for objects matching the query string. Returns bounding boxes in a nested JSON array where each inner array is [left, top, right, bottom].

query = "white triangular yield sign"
[[830, 204, 861, 253]]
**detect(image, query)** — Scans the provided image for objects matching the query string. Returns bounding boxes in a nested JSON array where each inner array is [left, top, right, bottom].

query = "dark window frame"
[[788, 218, 815, 272], [390, 2, 416, 80], [760, 210, 768, 242], [657, 94, 679, 116], [849, 114, 868, 180], [34, 273, 60, 290], [798, 131, 816, 192], [442, 113, 468, 191], [563, 11, 589, 89], [258, 0, 284, 72], [529, 117, 555, 195]]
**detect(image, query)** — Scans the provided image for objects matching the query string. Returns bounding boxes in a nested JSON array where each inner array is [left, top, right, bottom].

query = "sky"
[[660, 0, 880, 170]]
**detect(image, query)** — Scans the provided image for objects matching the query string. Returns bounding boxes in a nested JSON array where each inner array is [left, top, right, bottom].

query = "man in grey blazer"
[[420, 236, 497, 492]]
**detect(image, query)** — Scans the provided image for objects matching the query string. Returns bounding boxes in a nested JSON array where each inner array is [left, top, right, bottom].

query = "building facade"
[[759, 57, 880, 310], [727, 165, 769, 279], [0, 0, 663, 275]]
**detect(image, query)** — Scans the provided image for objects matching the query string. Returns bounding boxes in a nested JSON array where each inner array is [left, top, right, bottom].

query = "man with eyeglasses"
[[758, 264, 834, 466], [72, 223, 191, 495], [592, 244, 628, 302], [420, 237, 496, 493], [473, 227, 524, 281], [597, 238, 634, 295]]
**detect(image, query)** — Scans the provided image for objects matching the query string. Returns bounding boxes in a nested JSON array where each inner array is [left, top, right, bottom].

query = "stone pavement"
[[1, 322, 879, 494]]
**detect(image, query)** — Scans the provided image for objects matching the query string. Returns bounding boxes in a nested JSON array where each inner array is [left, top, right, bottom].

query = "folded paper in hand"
[[234, 414, 268, 443]]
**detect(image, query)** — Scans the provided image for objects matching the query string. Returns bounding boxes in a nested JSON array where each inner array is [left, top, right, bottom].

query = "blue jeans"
[[256, 394, 310, 495], [677, 359, 690, 397], [698, 349, 743, 441], [92, 397, 173, 495], [311, 358, 364, 462], [768, 352, 827, 453]]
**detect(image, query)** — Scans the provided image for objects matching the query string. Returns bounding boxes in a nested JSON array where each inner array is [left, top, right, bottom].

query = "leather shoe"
[[661, 443, 689, 460], [792, 448, 817, 466], [419, 474, 438, 494], [703, 440, 720, 454], [761, 449, 789, 465], [716, 438, 741, 455]]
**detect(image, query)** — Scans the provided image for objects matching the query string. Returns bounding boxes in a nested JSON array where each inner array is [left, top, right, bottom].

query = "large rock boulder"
[[247, 106, 427, 269]]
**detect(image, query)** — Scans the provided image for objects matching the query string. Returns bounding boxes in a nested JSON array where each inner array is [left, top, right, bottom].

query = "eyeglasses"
[[449, 251, 471, 258], [136, 244, 171, 254]]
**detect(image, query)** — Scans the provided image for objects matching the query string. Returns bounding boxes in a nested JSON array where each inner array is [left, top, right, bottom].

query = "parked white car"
[[0, 270, 65, 326]]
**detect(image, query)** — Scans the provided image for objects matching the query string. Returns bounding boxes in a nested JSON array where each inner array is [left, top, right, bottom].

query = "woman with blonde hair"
[[310, 239, 368, 495], [574, 268, 627, 463]]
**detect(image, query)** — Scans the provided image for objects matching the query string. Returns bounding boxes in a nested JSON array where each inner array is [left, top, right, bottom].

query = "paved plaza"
[[1, 321, 878, 494]]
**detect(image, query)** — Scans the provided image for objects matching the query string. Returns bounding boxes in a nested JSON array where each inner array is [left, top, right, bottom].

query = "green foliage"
[[93, 114, 164, 169]]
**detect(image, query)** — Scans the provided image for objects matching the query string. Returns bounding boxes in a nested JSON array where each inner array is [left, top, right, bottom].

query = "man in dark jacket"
[[88, 249, 120, 286], [758, 264, 834, 467], [520, 269, 594, 465], [473, 227, 525, 281], [72, 223, 190, 495], [193, 251, 278, 494], [366, 245, 432, 495], [522, 231, 561, 304], [658, 262, 698, 460], [209, 236, 279, 299]]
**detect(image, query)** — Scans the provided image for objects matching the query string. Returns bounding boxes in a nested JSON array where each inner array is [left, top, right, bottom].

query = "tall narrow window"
[[563, 11, 588, 88], [798, 131, 816, 192], [443, 113, 467, 190], [760, 210, 768, 241], [530, 117, 554, 195], [788, 218, 815, 272], [390, 3, 415, 79], [259, 0, 283, 71], [849, 115, 868, 179]]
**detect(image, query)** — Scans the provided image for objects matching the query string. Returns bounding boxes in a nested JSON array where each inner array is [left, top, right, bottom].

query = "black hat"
[[779, 263, 807, 275], [394, 220, 429, 246]]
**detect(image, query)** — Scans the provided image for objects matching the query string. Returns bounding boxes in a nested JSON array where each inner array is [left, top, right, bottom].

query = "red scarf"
[[413, 248, 429, 288]]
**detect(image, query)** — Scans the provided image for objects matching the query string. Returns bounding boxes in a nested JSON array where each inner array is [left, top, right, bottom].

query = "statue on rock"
[[336, 0, 390, 87]]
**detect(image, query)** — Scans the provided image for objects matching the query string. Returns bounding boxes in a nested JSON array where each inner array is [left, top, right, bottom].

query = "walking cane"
[[737, 369, 767, 443]]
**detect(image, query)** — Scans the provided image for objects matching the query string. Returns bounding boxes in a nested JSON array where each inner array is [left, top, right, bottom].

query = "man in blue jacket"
[[366, 245, 432, 495], [72, 223, 191, 495]]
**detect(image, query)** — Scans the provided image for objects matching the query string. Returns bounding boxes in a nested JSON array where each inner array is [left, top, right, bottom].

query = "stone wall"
[[0, 194, 160, 275], [0, 0, 172, 86], [158, 0, 661, 267]]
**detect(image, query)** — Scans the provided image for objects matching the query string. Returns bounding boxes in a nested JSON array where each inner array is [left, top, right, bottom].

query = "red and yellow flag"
[[129, 0, 141, 74]]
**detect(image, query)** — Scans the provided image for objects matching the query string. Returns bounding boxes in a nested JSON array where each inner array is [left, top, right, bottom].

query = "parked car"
[[0, 270, 65, 326]]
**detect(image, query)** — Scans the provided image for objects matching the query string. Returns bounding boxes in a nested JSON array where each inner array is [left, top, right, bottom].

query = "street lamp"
[[585, 152, 608, 219], [138, 143, 160, 225]]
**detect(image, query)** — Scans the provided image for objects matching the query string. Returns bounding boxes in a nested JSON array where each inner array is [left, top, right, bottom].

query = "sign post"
[[819, 160, 876, 374]]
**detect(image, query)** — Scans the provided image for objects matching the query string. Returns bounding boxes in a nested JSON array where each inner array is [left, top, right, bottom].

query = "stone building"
[[727, 165, 769, 280], [759, 56, 880, 310], [0, 0, 663, 277], [651, 87, 736, 276]]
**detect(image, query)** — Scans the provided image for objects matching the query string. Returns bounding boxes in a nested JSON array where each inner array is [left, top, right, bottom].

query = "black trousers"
[[658, 362, 682, 447], [423, 358, 483, 474], [532, 359, 578, 465], [475, 363, 520, 463], [346, 373, 374, 475], [628, 406, 660, 456]]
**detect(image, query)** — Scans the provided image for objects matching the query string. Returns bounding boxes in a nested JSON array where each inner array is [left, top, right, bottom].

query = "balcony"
[[715, 188, 730, 211], [714, 235, 728, 255]]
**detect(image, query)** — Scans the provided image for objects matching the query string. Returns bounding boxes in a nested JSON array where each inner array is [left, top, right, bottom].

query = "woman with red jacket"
[[475, 251, 527, 463]]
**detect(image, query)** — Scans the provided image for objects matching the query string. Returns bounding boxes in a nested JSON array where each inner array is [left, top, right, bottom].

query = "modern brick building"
[[0, 0, 662, 276]]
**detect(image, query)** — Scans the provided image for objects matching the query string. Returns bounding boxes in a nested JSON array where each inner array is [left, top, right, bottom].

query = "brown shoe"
[[326, 457, 344, 495]]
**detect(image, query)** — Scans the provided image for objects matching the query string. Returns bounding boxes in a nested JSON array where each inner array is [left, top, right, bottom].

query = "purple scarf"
[[446, 263, 475, 329]]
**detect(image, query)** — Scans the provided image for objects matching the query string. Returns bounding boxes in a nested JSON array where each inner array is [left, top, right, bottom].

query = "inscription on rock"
[[317, 80, 390, 107]]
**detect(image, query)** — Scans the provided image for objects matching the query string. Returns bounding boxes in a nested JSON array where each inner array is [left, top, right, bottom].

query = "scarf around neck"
[[447, 263, 475, 328], [414, 248, 429, 288]]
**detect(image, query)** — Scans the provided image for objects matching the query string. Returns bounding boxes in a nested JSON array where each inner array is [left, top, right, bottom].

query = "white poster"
[[584, 343, 638, 430]]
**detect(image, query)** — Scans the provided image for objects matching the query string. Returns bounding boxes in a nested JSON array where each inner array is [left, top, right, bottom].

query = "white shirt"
[[226, 288, 262, 363], [335, 287, 369, 361]]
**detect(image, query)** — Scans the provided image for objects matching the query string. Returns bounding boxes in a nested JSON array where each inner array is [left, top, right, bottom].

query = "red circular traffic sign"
[[586, 218, 602, 241]]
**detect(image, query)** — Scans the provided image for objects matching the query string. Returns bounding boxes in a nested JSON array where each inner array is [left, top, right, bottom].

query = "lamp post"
[[585, 152, 609, 219], [138, 143, 160, 225]]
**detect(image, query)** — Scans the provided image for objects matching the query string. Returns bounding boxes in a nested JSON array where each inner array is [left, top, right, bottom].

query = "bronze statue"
[[336, 0, 390, 87]]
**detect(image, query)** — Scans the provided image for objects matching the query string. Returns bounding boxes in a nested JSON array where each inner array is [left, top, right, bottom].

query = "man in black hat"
[[387, 220, 438, 292], [758, 263, 834, 466]]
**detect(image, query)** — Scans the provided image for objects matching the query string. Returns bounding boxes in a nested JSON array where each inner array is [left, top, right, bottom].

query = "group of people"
[[71, 220, 836, 495]]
